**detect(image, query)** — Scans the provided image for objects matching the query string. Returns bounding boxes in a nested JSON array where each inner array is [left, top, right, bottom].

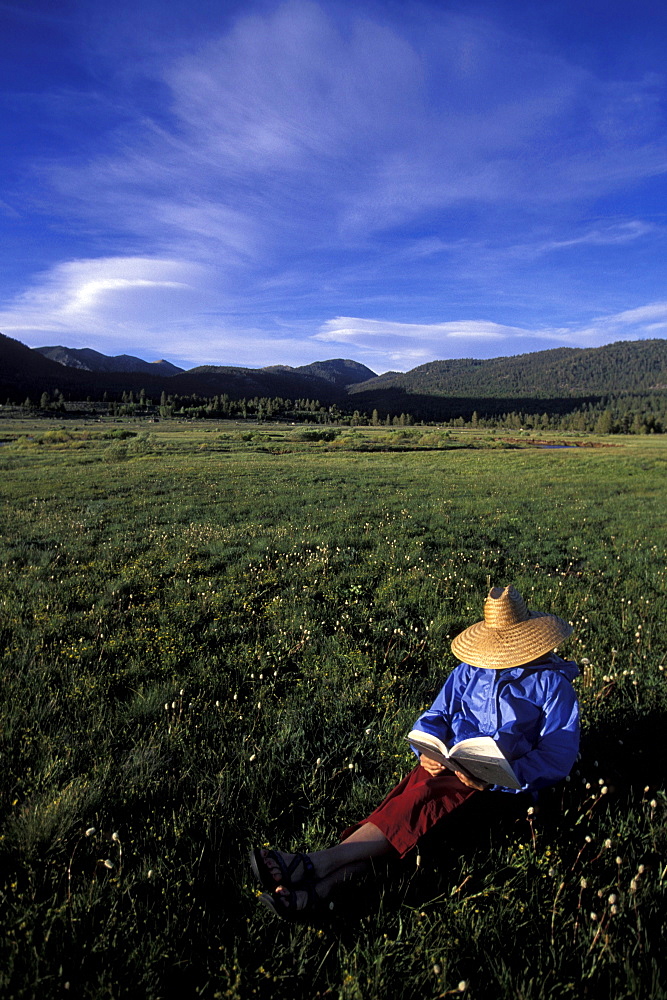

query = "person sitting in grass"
[[250, 585, 579, 920]]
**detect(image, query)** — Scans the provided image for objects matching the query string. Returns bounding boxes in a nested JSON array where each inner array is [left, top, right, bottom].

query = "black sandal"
[[257, 878, 322, 922], [249, 848, 315, 892]]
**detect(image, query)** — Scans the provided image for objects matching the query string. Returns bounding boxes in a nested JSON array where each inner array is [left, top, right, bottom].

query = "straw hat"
[[450, 585, 573, 669]]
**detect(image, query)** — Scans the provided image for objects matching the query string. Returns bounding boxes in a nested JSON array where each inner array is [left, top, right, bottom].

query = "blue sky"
[[1, 0, 666, 373]]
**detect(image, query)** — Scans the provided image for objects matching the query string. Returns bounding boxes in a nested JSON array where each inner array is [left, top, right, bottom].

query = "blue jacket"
[[411, 654, 580, 794]]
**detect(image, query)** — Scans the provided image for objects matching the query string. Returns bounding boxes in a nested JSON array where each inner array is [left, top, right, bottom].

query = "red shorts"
[[341, 764, 478, 859]]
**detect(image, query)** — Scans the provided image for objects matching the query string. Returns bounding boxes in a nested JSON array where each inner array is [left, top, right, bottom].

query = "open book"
[[407, 729, 522, 790]]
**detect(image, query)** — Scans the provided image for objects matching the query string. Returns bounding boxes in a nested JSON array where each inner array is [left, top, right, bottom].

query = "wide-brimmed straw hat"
[[450, 585, 573, 669]]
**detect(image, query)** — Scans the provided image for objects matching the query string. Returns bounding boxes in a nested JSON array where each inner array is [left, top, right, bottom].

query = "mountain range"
[[1, 332, 667, 416], [35, 345, 184, 377]]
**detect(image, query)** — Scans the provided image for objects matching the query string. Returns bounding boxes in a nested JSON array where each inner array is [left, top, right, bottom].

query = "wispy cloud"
[[36, 2, 667, 258], [313, 306, 667, 371], [5, 255, 667, 372], [0, 256, 208, 348], [2, 0, 667, 370]]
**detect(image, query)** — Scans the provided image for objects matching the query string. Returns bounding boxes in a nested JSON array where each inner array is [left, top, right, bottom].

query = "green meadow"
[[1, 420, 666, 999]]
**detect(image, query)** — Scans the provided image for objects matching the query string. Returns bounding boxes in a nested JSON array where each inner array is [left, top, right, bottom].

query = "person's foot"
[[250, 848, 318, 891], [259, 880, 328, 921]]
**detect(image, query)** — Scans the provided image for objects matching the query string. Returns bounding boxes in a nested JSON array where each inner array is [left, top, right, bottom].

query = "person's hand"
[[419, 753, 447, 776], [453, 768, 489, 791]]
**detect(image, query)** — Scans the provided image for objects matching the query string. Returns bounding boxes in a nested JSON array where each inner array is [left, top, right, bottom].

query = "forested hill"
[[349, 339, 667, 400], [2, 333, 667, 424]]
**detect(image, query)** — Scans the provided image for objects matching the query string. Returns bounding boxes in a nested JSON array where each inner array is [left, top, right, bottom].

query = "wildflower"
[[249, 754, 257, 762], [604, 839, 613, 849], [85, 827, 96, 837], [111, 832, 120, 842], [147, 870, 154, 879], [527, 806, 535, 816], [590, 912, 598, 921], [580, 878, 588, 888], [103, 859, 114, 870], [615, 856, 623, 866], [601, 786, 608, 795], [458, 982, 468, 992], [650, 799, 658, 809], [637, 864, 645, 874], [610, 904, 618, 915], [629, 878, 638, 893], [585, 835, 592, 843], [608, 893, 617, 904], [316, 757, 322, 767], [433, 964, 441, 975]]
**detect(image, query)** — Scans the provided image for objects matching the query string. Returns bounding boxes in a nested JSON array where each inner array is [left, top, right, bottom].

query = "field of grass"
[[1, 420, 666, 999]]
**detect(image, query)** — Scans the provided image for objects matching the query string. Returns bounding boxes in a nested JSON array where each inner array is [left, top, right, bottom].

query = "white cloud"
[[312, 308, 667, 370], [312, 316, 555, 368], [3, 3, 667, 374], [36, 1, 667, 264], [0, 256, 209, 348], [4, 252, 666, 372]]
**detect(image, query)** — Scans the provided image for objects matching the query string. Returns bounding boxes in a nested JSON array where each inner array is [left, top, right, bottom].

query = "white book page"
[[450, 737, 521, 789]]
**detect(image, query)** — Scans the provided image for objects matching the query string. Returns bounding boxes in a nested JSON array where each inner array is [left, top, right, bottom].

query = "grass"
[[0, 419, 665, 998]]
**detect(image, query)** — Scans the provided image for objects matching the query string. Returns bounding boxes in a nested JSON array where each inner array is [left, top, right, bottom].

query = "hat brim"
[[451, 611, 573, 669]]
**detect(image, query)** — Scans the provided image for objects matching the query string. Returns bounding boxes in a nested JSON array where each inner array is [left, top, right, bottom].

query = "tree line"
[[11, 388, 667, 434]]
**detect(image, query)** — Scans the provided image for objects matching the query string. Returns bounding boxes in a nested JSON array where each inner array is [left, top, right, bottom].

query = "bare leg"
[[260, 822, 392, 884], [259, 823, 394, 912]]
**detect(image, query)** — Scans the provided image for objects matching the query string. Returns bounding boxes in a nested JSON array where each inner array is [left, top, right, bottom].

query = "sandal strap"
[[284, 851, 315, 885]]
